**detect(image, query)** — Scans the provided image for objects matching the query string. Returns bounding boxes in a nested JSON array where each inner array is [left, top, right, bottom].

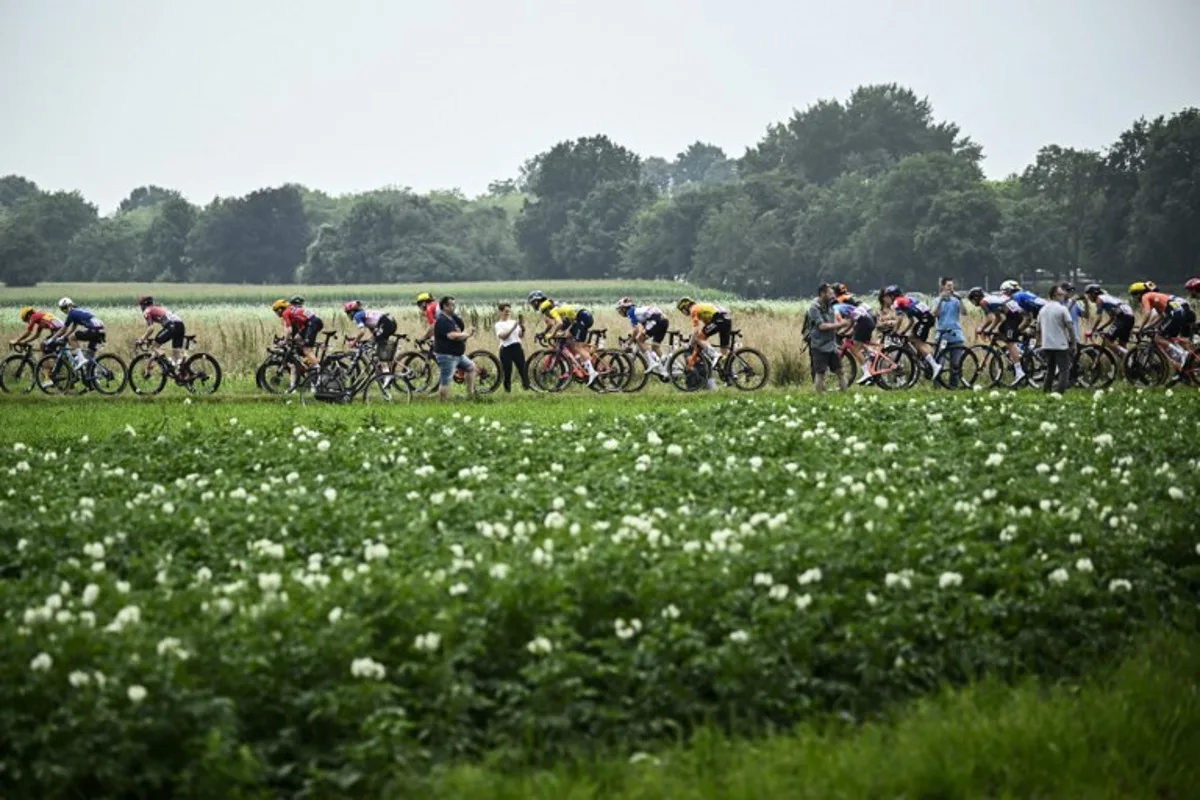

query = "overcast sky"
[[2, 0, 1198, 213]]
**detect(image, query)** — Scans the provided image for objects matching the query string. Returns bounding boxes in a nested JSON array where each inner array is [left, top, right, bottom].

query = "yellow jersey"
[[690, 303, 723, 325], [548, 304, 578, 324]]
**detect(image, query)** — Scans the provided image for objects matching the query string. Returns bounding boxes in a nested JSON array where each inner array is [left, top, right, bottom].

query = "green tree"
[[673, 142, 736, 189], [1019, 145, 1103, 282], [118, 185, 182, 214], [0, 175, 40, 214], [186, 186, 309, 283], [64, 212, 153, 281], [0, 215, 50, 286], [619, 185, 736, 280], [553, 179, 655, 279], [1124, 108, 1200, 280], [140, 197, 198, 281]]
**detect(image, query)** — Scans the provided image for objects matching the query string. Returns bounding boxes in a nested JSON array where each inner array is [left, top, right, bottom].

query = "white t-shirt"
[[494, 320, 522, 348]]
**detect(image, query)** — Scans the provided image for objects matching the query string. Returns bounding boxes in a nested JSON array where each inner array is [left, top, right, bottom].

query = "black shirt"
[[434, 312, 466, 356]]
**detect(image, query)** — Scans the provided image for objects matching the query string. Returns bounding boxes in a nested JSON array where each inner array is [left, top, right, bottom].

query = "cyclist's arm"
[[1088, 311, 1111, 338], [138, 318, 157, 343], [1139, 308, 1160, 334], [12, 325, 38, 345]]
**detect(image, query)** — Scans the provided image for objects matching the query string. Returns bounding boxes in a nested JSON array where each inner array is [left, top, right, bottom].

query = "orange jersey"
[[25, 311, 63, 333], [1140, 292, 1180, 314]]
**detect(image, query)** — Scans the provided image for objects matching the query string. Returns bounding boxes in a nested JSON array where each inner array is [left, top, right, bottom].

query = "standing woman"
[[494, 303, 529, 392]]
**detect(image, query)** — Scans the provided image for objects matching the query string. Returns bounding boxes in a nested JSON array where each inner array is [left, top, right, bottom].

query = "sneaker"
[[586, 371, 598, 387], [856, 372, 873, 386], [930, 361, 943, 380]]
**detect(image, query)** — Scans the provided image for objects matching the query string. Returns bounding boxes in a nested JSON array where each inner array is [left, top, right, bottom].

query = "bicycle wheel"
[[1075, 346, 1116, 390], [183, 353, 223, 395], [1123, 347, 1168, 387], [257, 357, 295, 395], [531, 351, 570, 393], [667, 349, 711, 392], [879, 346, 917, 390], [396, 351, 437, 394], [1020, 348, 1047, 388], [619, 351, 651, 393], [591, 350, 630, 392], [37, 355, 75, 394], [468, 350, 502, 395], [128, 353, 169, 395], [934, 346, 978, 390], [725, 347, 769, 391], [0, 354, 37, 394], [89, 354, 128, 395], [363, 372, 412, 404]]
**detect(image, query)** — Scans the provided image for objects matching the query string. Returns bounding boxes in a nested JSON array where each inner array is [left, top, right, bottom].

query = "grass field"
[[2, 388, 1198, 797]]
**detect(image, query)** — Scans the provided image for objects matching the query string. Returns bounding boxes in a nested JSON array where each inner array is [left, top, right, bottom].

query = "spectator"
[[806, 283, 846, 393], [933, 277, 966, 387], [494, 303, 530, 392], [1037, 284, 1076, 393], [433, 296, 477, 401]]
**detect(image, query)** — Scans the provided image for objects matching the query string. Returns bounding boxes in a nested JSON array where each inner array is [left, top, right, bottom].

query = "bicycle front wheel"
[[726, 347, 769, 391], [531, 351, 570, 393], [0, 354, 37, 394], [666, 349, 710, 392], [90, 354, 128, 395], [879, 346, 917, 390], [1075, 346, 1116, 390], [468, 350, 502, 395], [935, 346, 978, 390], [128, 353, 169, 395], [184, 353, 223, 395], [363, 372, 412, 404], [396, 351, 437, 394]]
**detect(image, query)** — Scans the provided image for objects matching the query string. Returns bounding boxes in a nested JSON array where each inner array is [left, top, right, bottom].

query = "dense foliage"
[[2, 391, 1197, 797], [2, 85, 1197, 293]]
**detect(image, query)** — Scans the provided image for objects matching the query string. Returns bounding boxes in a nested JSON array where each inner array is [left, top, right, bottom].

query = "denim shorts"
[[435, 353, 475, 386]]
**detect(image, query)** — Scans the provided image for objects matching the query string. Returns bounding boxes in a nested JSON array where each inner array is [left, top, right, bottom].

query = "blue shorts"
[[568, 309, 594, 343], [435, 353, 475, 387]]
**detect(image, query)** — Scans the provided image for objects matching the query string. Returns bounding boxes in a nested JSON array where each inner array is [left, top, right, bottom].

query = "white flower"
[[728, 630, 749, 644], [982, 488, 997, 501], [1048, 568, 1069, 584], [317, 439, 331, 452], [156, 637, 190, 660], [646, 431, 662, 446], [748, 456, 763, 470], [161, 501, 175, 515], [1068, 533, 1083, 545], [1168, 487, 1185, 501], [926, 413, 943, 424], [488, 563, 510, 580], [258, 573, 282, 592], [1039, 421, 1057, 433], [753, 572, 774, 587], [1093, 433, 1113, 448], [1035, 463, 1050, 475], [83, 542, 105, 560], [938, 571, 963, 589], [195, 566, 213, 583], [1075, 558, 1094, 573], [768, 584, 790, 601], [666, 443, 684, 456], [885, 570, 913, 590], [448, 582, 468, 597], [882, 442, 898, 454], [797, 567, 822, 585], [873, 495, 889, 510], [363, 542, 389, 562], [228, 417, 239, 426], [30, 652, 53, 672], [285, 471, 300, 484], [543, 511, 567, 530], [350, 657, 387, 680], [1108, 579, 1132, 593], [127, 684, 148, 704], [414, 632, 441, 653], [602, 438, 619, 451], [526, 636, 553, 655], [661, 604, 681, 620], [68, 670, 91, 687], [115, 580, 131, 594], [328, 607, 343, 624], [17, 538, 28, 551], [323, 487, 338, 503], [984, 453, 1004, 467], [81, 583, 100, 607], [865, 591, 879, 606], [614, 618, 642, 640], [104, 604, 141, 633], [794, 593, 812, 610]]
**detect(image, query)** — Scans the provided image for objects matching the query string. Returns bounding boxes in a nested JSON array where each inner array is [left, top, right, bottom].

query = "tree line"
[[2, 84, 1197, 296]]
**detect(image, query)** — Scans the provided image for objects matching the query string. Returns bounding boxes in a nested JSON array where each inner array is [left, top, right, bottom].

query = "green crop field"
[[2, 388, 1199, 798]]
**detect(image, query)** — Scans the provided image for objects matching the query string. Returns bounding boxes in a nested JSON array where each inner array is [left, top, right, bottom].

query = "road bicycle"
[[613, 329, 686, 392], [0, 342, 42, 394], [35, 340, 127, 395], [301, 336, 415, 405], [1073, 333, 1120, 390], [835, 334, 915, 390], [394, 338, 502, 395], [128, 336, 223, 395], [972, 329, 1046, 389], [1122, 327, 1199, 388], [256, 330, 339, 394], [528, 331, 631, 392], [664, 329, 769, 392]]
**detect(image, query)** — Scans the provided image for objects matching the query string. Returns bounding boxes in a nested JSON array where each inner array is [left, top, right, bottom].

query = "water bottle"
[[1167, 343, 1185, 364], [72, 349, 86, 368]]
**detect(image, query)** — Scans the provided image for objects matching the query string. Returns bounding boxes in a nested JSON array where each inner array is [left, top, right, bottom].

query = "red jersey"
[[26, 311, 63, 333], [143, 306, 182, 326], [424, 302, 438, 326], [282, 306, 313, 331]]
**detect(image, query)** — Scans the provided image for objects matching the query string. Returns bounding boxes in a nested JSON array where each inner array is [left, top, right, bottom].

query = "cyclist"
[[416, 291, 439, 341], [52, 298, 107, 356], [616, 297, 668, 376], [1083, 284, 1135, 358], [344, 300, 397, 349], [833, 294, 876, 384], [1000, 280, 1045, 337], [135, 295, 186, 368], [967, 287, 1027, 383], [11, 306, 64, 349], [676, 297, 731, 365], [884, 286, 941, 380], [271, 297, 323, 370], [538, 297, 598, 385], [1130, 282, 1194, 370]]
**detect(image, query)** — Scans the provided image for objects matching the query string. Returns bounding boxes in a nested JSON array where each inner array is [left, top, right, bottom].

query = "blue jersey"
[[626, 306, 664, 327], [1011, 291, 1045, 315], [65, 308, 104, 329], [1066, 299, 1084, 339], [834, 302, 873, 322]]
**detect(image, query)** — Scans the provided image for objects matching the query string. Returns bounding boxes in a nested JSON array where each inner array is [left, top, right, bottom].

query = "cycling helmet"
[[526, 290, 547, 308], [882, 285, 902, 298], [343, 300, 361, 314], [538, 299, 554, 313], [415, 291, 433, 305], [137, 295, 153, 308], [271, 298, 289, 313], [615, 296, 634, 312], [57, 297, 74, 310], [288, 296, 305, 306], [999, 279, 1020, 293], [1186, 277, 1200, 293], [676, 296, 696, 313], [967, 287, 985, 302], [1128, 281, 1155, 296], [19, 305, 34, 322], [1084, 283, 1103, 297]]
